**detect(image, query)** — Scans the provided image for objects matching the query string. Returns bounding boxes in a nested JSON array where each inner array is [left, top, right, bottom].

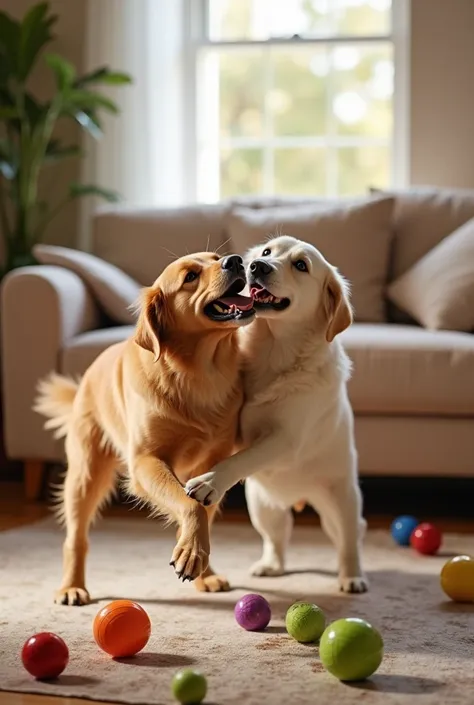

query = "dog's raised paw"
[[250, 559, 284, 577], [54, 587, 90, 606], [339, 576, 369, 594]]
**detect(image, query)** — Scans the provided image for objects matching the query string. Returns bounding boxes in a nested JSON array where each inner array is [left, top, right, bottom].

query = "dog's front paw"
[[250, 559, 284, 577], [170, 535, 209, 582], [339, 576, 369, 593], [54, 586, 90, 606], [185, 472, 224, 506]]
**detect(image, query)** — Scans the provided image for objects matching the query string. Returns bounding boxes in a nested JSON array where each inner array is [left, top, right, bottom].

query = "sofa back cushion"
[[373, 186, 474, 279], [93, 204, 227, 285], [227, 196, 395, 322]]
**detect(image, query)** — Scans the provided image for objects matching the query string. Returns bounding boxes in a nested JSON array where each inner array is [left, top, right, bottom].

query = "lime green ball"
[[285, 601, 326, 643], [319, 618, 383, 681], [171, 669, 207, 704]]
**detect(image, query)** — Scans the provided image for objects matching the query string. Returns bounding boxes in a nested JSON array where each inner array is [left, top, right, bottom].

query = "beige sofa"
[[2, 187, 474, 498]]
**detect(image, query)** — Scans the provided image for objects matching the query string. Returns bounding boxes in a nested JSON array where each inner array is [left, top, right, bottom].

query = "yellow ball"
[[440, 555, 474, 603]]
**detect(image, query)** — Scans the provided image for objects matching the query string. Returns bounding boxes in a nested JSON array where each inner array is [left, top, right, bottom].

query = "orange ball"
[[93, 600, 151, 658]]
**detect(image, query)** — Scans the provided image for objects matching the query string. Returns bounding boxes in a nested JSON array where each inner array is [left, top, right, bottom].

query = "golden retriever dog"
[[35, 252, 255, 605], [186, 236, 368, 593]]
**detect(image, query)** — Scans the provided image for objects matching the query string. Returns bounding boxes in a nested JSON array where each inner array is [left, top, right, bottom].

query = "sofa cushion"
[[93, 204, 228, 285], [387, 218, 474, 332], [227, 196, 395, 323], [372, 186, 474, 279], [61, 327, 134, 376], [342, 324, 474, 416], [33, 244, 141, 325]]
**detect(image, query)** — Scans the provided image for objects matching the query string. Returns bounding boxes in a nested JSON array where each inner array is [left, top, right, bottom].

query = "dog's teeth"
[[214, 303, 224, 313], [274, 297, 281, 303]]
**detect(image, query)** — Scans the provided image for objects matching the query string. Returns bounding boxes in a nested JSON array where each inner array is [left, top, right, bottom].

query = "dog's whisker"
[[215, 237, 232, 254]]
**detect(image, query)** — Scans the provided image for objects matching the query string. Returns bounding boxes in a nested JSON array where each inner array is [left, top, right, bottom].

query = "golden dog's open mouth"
[[205, 278, 255, 322], [250, 286, 290, 311]]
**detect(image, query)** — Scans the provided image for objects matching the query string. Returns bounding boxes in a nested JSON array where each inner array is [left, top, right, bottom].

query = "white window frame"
[[183, 0, 411, 203]]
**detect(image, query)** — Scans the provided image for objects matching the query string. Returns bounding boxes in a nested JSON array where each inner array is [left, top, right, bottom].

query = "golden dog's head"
[[135, 252, 255, 360], [245, 235, 352, 342]]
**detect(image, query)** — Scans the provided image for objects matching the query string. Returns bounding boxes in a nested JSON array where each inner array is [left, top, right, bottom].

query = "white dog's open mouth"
[[250, 286, 290, 311]]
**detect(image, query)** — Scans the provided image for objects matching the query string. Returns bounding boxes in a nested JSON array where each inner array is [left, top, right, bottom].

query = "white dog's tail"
[[34, 373, 79, 439]]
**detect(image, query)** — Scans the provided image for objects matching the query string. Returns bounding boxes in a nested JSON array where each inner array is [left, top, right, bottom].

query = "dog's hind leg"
[[309, 477, 368, 594], [245, 478, 293, 577], [54, 425, 119, 606]]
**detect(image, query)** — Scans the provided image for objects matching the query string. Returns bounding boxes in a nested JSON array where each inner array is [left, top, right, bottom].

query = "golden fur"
[[35, 252, 253, 605]]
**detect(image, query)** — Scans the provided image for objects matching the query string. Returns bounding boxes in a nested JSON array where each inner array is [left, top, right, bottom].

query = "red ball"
[[410, 522, 442, 555], [21, 632, 69, 679]]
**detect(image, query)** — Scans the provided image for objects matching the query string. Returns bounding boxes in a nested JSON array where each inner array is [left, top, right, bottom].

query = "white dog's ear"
[[324, 270, 352, 342]]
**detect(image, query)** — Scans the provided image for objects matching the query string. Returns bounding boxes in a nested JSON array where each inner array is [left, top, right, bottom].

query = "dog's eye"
[[262, 248, 271, 256], [294, 259, 308, 272], [184, 271, 199, 283]]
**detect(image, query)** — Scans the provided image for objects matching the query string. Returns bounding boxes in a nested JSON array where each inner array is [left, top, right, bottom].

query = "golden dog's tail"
[[34, 373, 79, 439]]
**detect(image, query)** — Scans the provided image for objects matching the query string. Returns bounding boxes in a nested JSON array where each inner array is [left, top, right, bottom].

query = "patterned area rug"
[[1, 517, 473, 705]]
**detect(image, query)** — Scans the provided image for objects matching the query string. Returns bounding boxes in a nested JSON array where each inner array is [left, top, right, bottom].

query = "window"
[[189, 0, 409, 202]]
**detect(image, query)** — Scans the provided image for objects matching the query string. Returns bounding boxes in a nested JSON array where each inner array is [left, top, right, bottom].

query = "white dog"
[[186, 236, 367, 593]]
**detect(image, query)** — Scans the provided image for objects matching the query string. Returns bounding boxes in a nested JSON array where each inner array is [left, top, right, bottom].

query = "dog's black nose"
[[250, 259, 272, 277], [221, 254, 243, 274]]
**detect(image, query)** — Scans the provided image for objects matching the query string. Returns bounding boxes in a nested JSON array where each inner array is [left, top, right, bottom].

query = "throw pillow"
[[227, 196, 395, 322], [33, 244, 141, 325], [386, 217, 474, 331]]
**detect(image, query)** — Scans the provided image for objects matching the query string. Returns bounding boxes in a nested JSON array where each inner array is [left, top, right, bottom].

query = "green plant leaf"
[[69, 183, 120, 202], [0, 11, 21, 76], [45, 139, 82, 163], [67, 89, 119, 114], [70, 109, 103, 139], [0, 106, 19, 120], [74, 66, 132, 87], [45, 52, 76, 90], [19, 2, 56, 80]]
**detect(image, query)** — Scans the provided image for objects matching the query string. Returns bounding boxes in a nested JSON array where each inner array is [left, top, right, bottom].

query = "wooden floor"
[[1, 481, 474, 705]]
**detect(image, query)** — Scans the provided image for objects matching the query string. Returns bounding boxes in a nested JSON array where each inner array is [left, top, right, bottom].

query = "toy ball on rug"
[[390, 515, 419, 546], [410, 522, 442, 555], [234, 593, 271, 631], [285, 601, 326, 643], [93, 599, 151, 658], [319, 617, 384, 681], [172, 669, 208, 704], [441, 555, 474, 603], [21, 632, 69, 680]]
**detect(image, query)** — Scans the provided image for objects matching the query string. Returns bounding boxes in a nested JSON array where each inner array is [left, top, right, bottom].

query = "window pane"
[[331, 44, 393, 138], [219, 50, 265, 138], [220, 148, 264, 197], [209, 0, 391, 41], [271, 48, 328, 137], [274, 148, 327, 195], [336, 145, 390, 195]]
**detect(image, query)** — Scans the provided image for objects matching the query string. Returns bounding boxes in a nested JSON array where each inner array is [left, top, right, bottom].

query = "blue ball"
[[391, 515, 419, 546]]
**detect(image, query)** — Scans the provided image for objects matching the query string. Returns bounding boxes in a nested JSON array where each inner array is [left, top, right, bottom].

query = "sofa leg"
[[24, 461, 46, 501]]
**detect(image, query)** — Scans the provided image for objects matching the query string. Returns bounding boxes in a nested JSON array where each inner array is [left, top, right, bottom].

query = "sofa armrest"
[[1, 265, 100, 461]]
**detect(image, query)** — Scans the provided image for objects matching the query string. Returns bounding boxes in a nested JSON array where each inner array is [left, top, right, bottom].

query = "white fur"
[[186, 236, 368, 593]]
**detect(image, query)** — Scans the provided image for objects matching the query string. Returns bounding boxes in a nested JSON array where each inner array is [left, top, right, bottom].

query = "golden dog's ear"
[[134, 287, 168, 361], [324, 270, 352, 342]]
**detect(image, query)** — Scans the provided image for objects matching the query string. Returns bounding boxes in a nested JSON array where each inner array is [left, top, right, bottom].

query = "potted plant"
[[0, 1, 132, 278]]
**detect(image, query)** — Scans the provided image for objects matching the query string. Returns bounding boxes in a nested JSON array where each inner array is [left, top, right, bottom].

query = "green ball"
[[319, 618, 383, 681], [285, 601, 326, 643], [171, 669, 207, 704]]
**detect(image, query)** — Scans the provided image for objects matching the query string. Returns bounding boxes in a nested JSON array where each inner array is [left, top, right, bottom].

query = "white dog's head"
[[245, 235, 352, 342]]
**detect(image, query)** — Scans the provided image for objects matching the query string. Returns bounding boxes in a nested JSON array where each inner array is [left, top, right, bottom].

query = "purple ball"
[[234, 593, 271, 631]]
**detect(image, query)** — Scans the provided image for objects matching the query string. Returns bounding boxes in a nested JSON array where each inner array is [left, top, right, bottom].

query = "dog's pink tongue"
[[250, 287, 267, 298], [217, 294, 254, 311]]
